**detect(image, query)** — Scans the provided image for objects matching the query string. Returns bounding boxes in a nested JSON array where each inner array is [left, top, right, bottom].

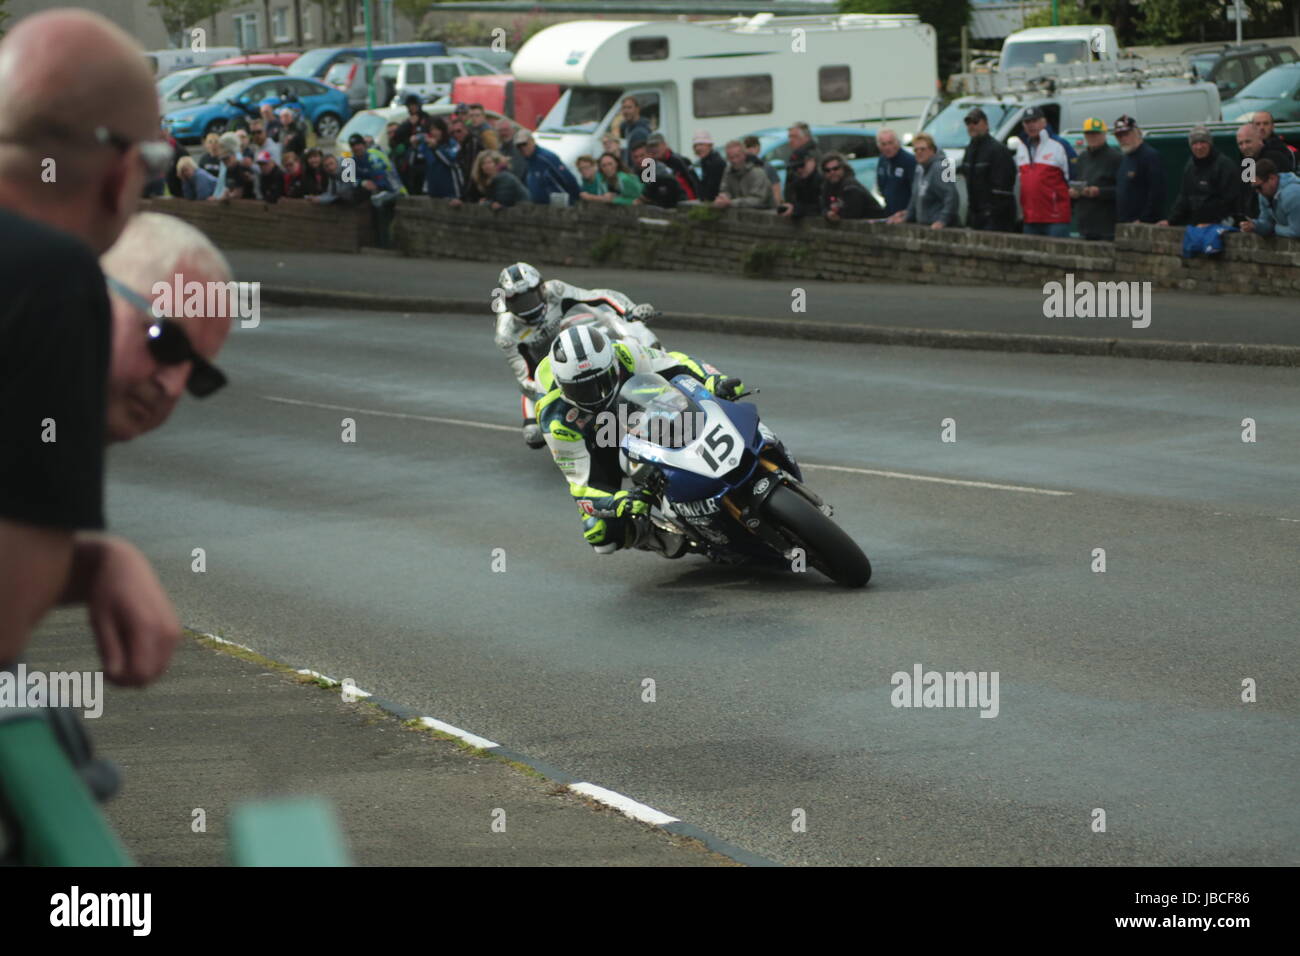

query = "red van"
[[451, 74, 561, 131]]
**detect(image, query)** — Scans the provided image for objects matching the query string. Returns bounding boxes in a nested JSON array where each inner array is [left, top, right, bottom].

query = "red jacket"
[[1012, 133, 1071, 224]]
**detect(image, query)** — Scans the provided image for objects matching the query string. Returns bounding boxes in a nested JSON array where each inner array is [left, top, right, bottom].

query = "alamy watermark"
[[0, 664, 103, 718], [891, 663, 1000, 718], [1042, 273, 1151, 329], [150, 273, 261, 328]]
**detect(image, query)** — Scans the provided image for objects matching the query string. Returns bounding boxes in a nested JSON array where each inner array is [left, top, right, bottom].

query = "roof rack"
[[1181, 41, 1270, 55], [949, 56, 1201, 97], [702, 12, 920, 35]]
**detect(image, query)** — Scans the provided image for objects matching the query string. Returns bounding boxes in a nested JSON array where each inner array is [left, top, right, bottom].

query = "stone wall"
[[142, 196, 1300, 297], [139, 197, 374, 252]]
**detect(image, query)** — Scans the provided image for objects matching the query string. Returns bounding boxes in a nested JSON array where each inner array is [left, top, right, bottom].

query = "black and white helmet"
[[498, 261, 545, 324], [550, 326, 620, 411]]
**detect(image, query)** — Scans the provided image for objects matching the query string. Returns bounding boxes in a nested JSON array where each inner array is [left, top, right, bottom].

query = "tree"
[[840, 0, 971, 78]]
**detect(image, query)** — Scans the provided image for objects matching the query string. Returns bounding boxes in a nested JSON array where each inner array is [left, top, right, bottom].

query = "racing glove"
[[614, 489, 656, 519], [706, 376, 745, 401], [628, 303, 660, 322]]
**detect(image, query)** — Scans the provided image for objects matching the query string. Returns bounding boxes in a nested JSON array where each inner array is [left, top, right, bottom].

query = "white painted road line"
[[263, 394, 1072, 497], [295, 668, 373, 698], [802, 463, 1073, 497], [262, 395, 518, 433], [569, 783, 681, 826], [419, 716, 500, 751]]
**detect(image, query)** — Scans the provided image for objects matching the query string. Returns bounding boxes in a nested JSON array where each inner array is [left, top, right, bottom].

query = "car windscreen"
[[538, 87, 622, 134], [925, 101, 1017, 150], [1002, 40, 1090, 71], [289, 48, 335, 76], [1237, 65, 1300, 99], [158, 69, 200, 96]]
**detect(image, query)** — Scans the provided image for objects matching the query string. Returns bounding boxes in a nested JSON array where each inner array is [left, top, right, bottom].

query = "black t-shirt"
[[0, 207, 109, 531]]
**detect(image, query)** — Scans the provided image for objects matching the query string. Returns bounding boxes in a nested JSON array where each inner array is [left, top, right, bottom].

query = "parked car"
[[336, 103, 508, 154], [212, 52, 302, 69], [376, 55, 503, 107], [450, 45, 514, 72], [1222, 62, 1300, 123], [144, 46, 241, 77], [163, 75, 350, 143], [157, 64, 285, 114], [1185, 42, 1299, 102], [744, 125, 885, 204]]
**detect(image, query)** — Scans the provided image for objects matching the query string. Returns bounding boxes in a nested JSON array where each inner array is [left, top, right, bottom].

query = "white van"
[[376, 55, 502, 106], [999, 25, 1120, 71], [144, 47, 242, 78], [512, 13, 939, 172]]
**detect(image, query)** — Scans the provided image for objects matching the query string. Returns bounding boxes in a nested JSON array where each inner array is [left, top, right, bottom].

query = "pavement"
[[227, 250, 1300, 365], [69, 303, 1299, 867], [25, 610, 734, 866]]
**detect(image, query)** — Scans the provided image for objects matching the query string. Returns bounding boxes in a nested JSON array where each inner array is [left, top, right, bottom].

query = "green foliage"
[[686, 204, 722, 224], [589, 233, 624, 264], [741, 243, 782, 278]]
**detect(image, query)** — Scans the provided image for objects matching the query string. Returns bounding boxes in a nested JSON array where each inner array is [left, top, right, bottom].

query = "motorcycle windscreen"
[[618, 373, 699, 449]]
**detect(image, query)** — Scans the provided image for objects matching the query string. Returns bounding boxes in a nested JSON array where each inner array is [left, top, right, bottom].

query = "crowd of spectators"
[[156, 95, 1298, 244]]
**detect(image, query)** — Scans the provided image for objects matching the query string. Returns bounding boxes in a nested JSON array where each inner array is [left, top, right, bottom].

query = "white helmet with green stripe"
[[550, 325, 620, 411]]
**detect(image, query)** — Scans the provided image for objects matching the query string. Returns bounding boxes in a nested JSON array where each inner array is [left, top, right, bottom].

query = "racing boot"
[[522, 419, 546, 449], [633, 520, 690, 559]]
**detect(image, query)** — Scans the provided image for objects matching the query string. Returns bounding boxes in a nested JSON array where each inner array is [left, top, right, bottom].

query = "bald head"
[[0, 9, 159, 251], [1236, 123, 1263, 158]]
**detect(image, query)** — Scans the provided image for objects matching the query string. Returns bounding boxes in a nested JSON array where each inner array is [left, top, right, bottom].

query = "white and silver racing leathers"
[[493, 280, 643, 419]]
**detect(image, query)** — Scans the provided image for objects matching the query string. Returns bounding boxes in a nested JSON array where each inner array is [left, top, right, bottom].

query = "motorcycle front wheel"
[[761, 484, 871, 588]]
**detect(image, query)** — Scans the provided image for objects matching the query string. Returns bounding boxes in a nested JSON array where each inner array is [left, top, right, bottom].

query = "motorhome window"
[[819, 66, 851, 102], [693, 75, 773, 118], [630, 37, 668, 61], [1002, 40, 1090, 71]]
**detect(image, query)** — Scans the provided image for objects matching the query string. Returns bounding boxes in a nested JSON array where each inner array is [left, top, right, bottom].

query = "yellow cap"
[[1082, 117, 1107, 133]]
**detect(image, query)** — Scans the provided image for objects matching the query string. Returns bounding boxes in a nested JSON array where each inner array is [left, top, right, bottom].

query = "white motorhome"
[[999, 25, 1119, 71], [512, 13, 938, 171]]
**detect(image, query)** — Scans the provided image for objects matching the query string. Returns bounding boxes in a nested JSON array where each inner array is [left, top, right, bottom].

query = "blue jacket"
[[1251, 171, 1300, 239], [352, 147, 405, 194], [876, 148, 917, 215], [523, 145, 581, 205], [184, 166, 219, 200], [420, 139, 463, 199], [1116, 142, 1166, 223]]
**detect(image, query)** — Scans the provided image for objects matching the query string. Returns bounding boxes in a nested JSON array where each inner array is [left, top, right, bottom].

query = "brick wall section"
[[139, 198, 374, 252], [143, 197, 1300, 297]]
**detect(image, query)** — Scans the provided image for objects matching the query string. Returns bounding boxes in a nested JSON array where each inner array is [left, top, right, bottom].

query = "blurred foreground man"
[[0, 9, 180, 685]]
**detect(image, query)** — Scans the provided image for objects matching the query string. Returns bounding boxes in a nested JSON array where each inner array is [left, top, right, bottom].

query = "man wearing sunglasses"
[[1240, 159, 1300, 239], [101, 213, 233, 442], [0, 10, 183, 687]]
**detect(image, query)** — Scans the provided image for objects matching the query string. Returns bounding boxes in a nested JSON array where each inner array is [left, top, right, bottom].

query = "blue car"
[[164, 75, 351, 143], [742, 125, 885, 206]]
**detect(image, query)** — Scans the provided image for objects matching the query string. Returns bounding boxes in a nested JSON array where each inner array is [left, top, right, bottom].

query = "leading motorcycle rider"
[[494, 261, 657, 448], [536, 325, 743, 558]]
